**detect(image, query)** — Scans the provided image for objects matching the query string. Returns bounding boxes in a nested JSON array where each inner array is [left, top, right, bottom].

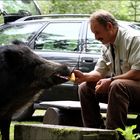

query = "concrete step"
[[14, 124, 119, 140]]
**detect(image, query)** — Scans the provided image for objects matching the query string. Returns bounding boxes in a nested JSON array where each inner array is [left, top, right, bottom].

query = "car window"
[[0, 23, 45, 45], [35, 22, 82, 52], [86, 23, 102, 54], [130, 24, 140, 31]]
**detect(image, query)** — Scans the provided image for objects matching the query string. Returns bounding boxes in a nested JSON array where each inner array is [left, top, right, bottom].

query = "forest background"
[[0, 0, 140, 23], [37, 0, 140, 22]]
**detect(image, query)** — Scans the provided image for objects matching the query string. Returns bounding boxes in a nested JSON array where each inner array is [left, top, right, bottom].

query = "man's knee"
[[78, 82, 96, 97], [110, 79, 127, 90], [109, 79, 129, 101], [79, 81, 96, 91], [78, 82, 87, 95]]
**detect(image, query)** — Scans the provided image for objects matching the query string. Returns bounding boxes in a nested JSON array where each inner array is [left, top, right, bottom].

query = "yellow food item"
[[95, 85, 100, 90], [69, 73, 75, 82]]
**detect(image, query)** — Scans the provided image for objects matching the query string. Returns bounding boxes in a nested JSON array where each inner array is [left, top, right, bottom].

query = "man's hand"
[[74, 69, 103, 84], [95, 78, 112, 93], [73, 70, 85, 84]]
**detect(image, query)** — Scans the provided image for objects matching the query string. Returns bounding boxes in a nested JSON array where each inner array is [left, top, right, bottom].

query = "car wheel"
[[12, 104, 35, 121]]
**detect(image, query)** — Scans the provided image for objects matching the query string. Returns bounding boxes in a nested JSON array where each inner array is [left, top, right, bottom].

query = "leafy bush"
[[117, 125, 140, 140]]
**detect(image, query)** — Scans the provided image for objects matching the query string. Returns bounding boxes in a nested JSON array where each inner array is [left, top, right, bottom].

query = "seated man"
[[74, 10, 140, 130]]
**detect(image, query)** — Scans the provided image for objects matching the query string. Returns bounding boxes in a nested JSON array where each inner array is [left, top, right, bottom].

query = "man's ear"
[[107, 22, 113, 30]]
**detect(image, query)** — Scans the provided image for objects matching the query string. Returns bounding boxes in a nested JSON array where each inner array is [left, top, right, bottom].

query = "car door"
[[33, 20, 85, 101]]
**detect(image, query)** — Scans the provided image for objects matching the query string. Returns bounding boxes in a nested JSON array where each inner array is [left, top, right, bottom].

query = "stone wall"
[[14, 124, 119, 140]]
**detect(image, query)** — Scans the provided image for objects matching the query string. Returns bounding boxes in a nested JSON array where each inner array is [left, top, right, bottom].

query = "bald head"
[[89, 10, 118, 44], [90, 10, 118, 28]]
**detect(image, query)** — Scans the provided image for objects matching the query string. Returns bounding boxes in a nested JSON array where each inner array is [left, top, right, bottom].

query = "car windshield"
[[118, 20, 140, 32], [0, 22, 45, 45], [130, 24, 140, 31]]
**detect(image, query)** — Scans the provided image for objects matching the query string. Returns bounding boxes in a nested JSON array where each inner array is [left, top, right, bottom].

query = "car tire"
[[12, 104, 35, 121]]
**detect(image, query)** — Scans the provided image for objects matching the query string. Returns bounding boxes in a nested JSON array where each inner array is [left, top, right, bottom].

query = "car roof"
[[9, 15, 140, 29], [1, 14, 140, 36], [0, 14, 89, 27], [7, 14, 90, 24]]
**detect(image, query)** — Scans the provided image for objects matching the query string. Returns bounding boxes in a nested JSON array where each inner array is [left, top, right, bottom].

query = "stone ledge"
[[14, 124, 119, 140]]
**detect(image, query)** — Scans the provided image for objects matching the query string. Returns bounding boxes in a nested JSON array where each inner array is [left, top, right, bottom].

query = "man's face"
[[90, 20, 113, 45]]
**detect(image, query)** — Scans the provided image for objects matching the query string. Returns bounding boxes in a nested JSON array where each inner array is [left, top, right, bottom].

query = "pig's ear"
[[4, 48, 23, 68], [12, 39, 26, 46]]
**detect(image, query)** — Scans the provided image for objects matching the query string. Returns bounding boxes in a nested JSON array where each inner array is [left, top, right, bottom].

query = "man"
[[74, 10, 140, 130]]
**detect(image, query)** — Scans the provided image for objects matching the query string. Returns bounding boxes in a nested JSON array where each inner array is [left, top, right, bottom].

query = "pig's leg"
[[0, 118, 11, 140]]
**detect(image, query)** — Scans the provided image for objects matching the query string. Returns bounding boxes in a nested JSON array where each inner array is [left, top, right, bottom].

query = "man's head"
[[90, 10, 118, 45]]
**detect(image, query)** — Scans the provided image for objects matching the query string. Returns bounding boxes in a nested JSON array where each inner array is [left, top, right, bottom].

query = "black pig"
[[0, 40, 71, 140]]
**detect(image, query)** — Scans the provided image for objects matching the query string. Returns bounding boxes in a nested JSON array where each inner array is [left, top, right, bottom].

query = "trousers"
[[78, 79, 140, 130]]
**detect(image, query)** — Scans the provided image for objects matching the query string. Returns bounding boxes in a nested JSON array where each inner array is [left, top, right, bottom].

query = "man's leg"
[[106, 79, 140, 130], [78, 82, 107, 128]]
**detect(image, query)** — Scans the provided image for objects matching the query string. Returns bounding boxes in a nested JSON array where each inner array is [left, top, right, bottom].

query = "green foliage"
[[1, 0, 140, 24], [35, 0, 140, 22], [116, 125, 140, 140], [0, 16, 4, 24]]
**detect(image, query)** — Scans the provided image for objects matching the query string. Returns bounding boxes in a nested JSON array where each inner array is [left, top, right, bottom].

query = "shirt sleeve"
[[128, 36, 140, 70]]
